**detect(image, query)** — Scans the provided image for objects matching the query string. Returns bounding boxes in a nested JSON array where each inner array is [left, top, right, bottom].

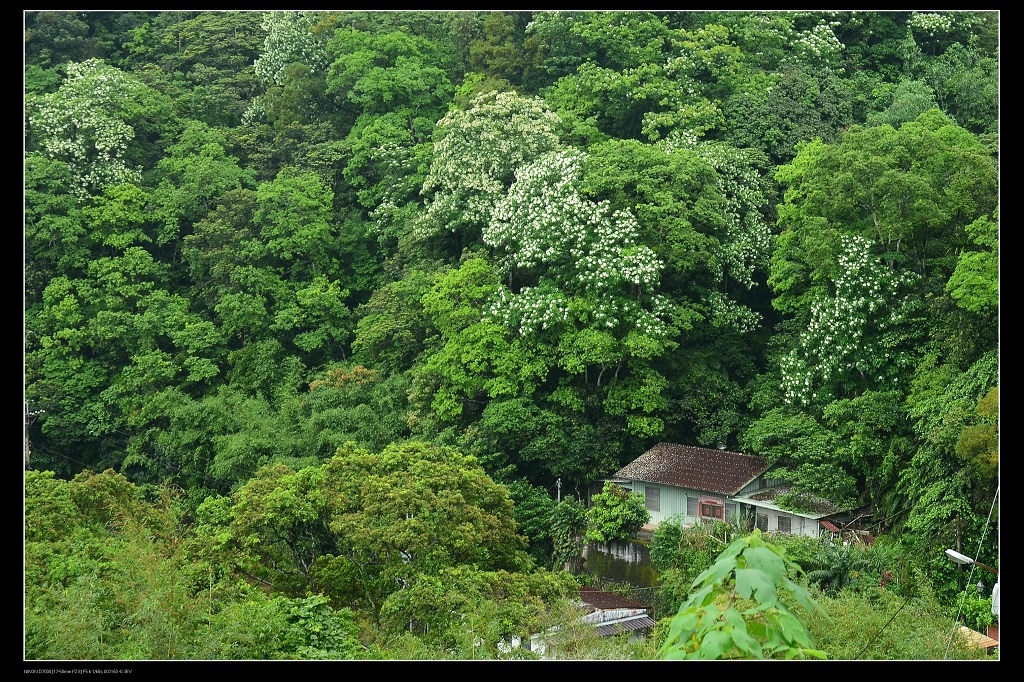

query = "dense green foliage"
[[584, 481, 649, 543], [25, 10, 997, 659]]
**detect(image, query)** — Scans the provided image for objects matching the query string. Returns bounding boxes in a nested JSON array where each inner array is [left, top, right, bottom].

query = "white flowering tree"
[[768, 111, 996, 406], [484, 150, 674, 436], [775, 234, 920, 406], [578, 136, 775, 446], [416, 90, 562, 245], [243, 11, 335, 126], [745, 109, 997, 515], [27, 59, 170, 200], [253, 11, 332, 87], [487, 152, 665, 317]]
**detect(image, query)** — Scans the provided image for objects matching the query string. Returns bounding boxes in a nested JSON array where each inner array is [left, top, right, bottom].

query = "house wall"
[[622, 481, 702, 526], [752, 505, 819, 538], [736, 471, 786, 497], [737, 479, 762, 497], [620, 480, 820, 538]]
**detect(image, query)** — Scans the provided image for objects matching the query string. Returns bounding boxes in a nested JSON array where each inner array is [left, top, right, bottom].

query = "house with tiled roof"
[[609, 443, 850, 537]]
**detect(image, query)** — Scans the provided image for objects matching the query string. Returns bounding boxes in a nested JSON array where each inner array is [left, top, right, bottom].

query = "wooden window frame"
[[700, 502, 724, 520]]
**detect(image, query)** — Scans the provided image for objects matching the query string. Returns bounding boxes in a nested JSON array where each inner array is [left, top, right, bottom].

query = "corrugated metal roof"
[[614, 443, 769, 495], [593, 615, 657, 637], [578, 589, 649, 611]]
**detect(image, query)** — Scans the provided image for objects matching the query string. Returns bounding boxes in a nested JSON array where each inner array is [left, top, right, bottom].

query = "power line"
[[944, 486, 999, 659]]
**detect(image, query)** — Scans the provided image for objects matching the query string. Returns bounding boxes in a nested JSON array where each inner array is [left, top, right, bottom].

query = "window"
[[777, 516, 791, 534], [700, 502, 724, 520], [687, 496, 698, 518], [756, 513, 768, 532], [644, 486, 661, 512], [725, 502, 736, 522]]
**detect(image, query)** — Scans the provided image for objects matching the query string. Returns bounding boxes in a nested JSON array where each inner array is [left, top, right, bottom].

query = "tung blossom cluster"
[[417, 91, 562, 239], [484, 150, 670, 340], [780, 234, 919, 405], [253, 11, 330, 86]]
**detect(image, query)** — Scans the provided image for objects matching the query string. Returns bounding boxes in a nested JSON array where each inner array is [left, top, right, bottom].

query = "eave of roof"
[[593, 615, 657, 637], [959, 626, 999, 649], [820, 519, 842, 533]]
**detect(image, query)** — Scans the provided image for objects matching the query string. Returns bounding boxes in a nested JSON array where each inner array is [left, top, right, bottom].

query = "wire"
[[944, 486, 999, 659]]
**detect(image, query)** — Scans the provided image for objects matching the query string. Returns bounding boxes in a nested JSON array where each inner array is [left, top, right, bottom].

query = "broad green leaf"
[[697, 628, 733, 660], [734, 567, 776, 605], [741, 545, 786, 584]]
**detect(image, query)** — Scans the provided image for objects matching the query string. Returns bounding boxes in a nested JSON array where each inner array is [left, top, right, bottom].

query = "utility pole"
[[556, 478, 561, 503], [24, 406, 43, 469]]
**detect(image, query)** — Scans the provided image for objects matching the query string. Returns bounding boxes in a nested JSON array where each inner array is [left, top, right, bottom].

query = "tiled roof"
[[820, 519, 842, 533], [578, 589, 649, 611], [744, 485, 844, 516], [613, 443, 769, 495], [593, 615, 657, 637]]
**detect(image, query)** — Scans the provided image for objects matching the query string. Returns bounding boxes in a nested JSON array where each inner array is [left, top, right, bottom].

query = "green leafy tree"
[[506, 479, 559, 565], [923, 38, 998, 134], [151, 121, 257, 246], [946, 211, 998, 316], [650, 517, 721, 614], [723, 65, 853, 165], [542, 23, 739, 144], [469, 12, 531, 86], [584, 482, 649, 543], [955, 386, 998, 483], [24, 155, 87, 305], [804, 577, 988, 660], [149, 12, 264, 129], [302, 365, 413, 457], [898, 350, 998, 602], [741, 408, 857, 511], [25, 470, 206, 659], [377, 564, 576, 654], [550, 497, 588, 572], [865, 80, 938, 129], [202, 441, 531, 620], [202, 594, 361, 660]]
